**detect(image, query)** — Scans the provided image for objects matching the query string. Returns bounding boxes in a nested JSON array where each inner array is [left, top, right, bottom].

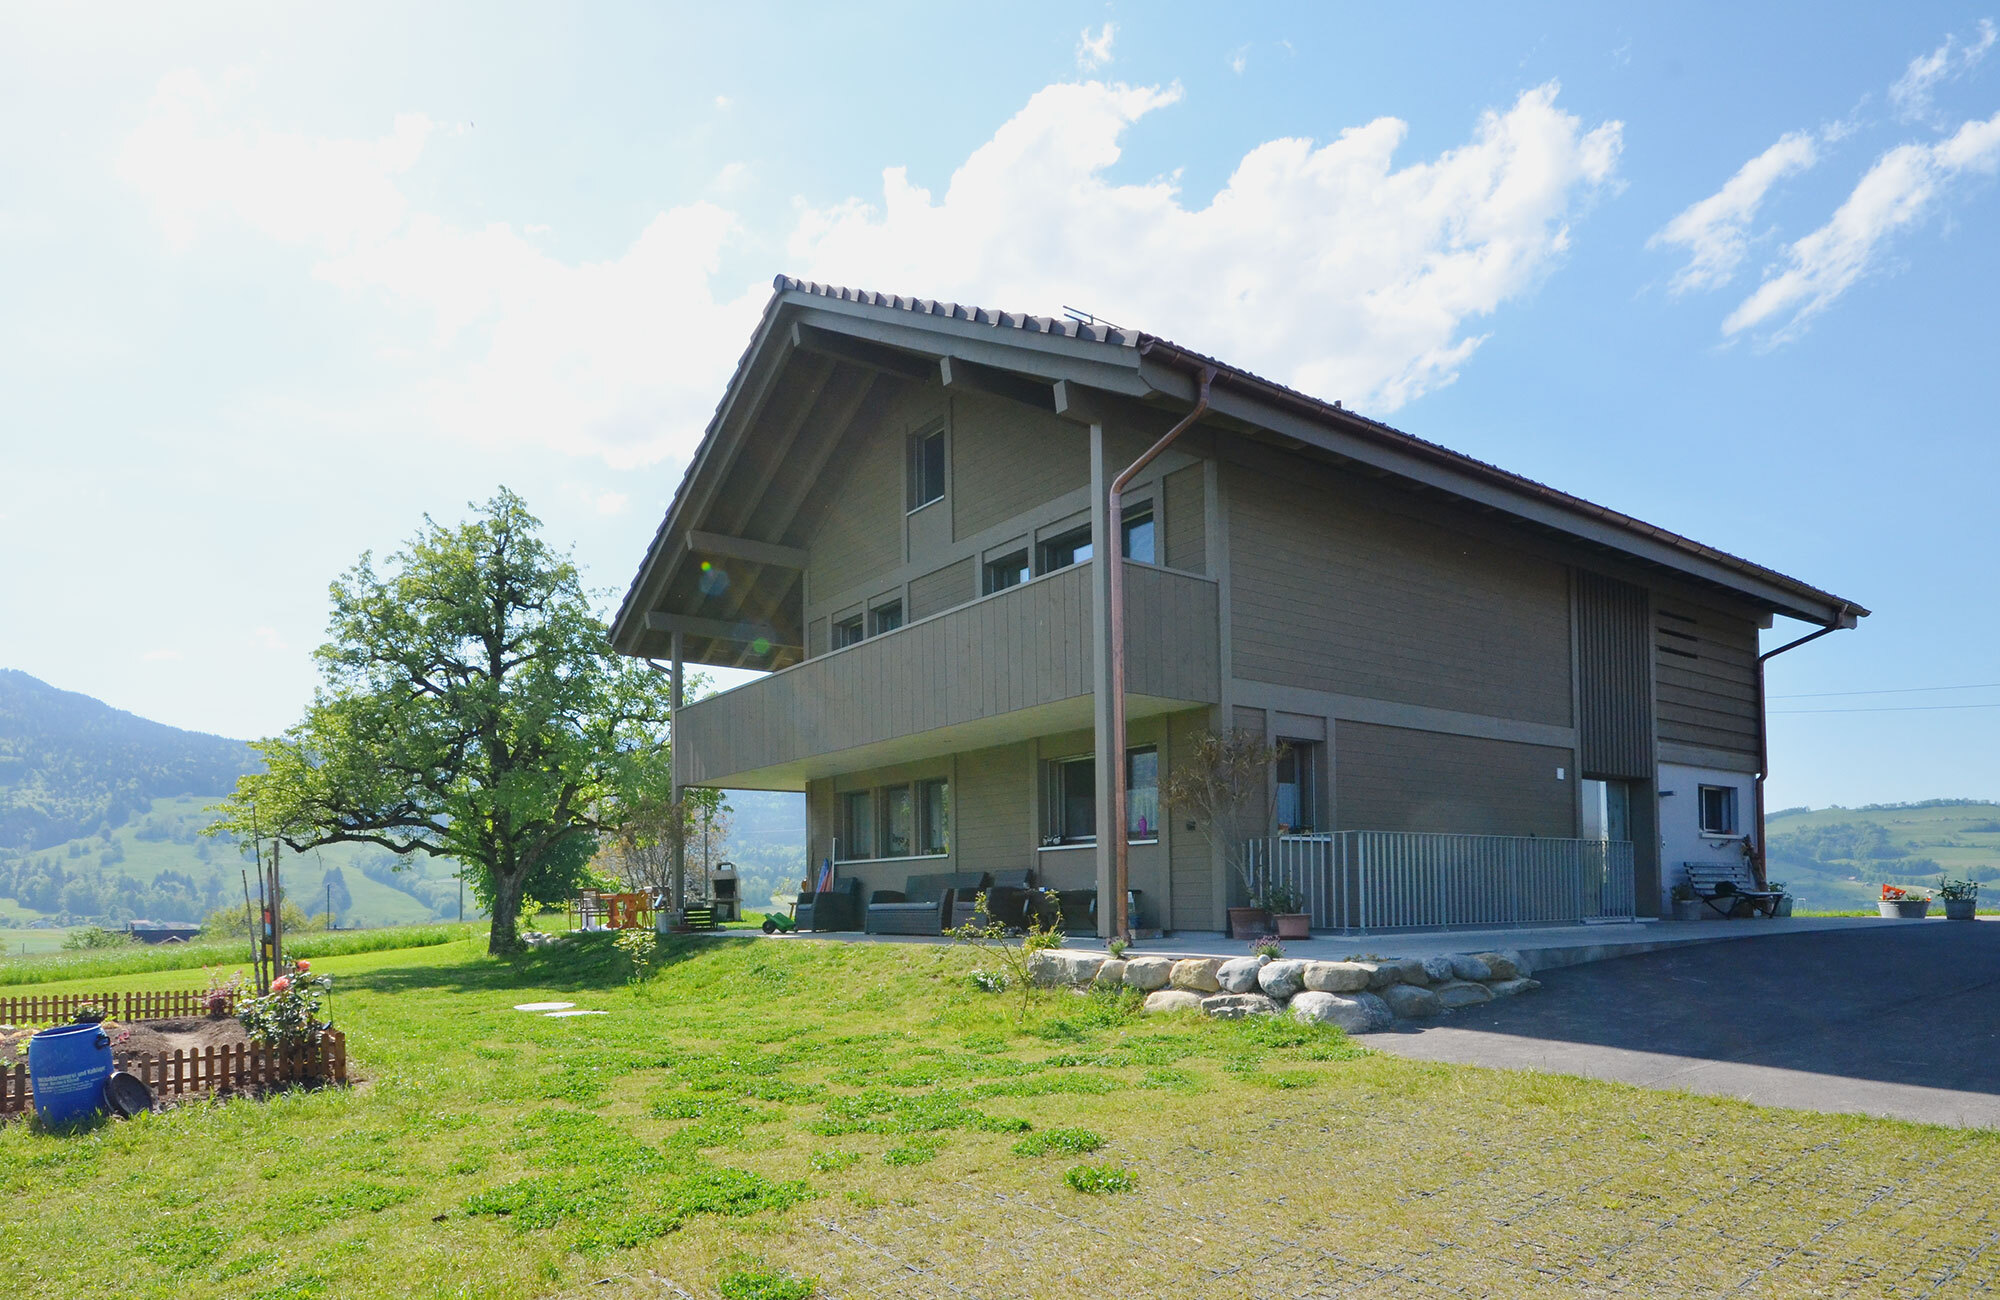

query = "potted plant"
[[1670, 882, 1703, 922], [1877, 884, 1931, 920], [1161, 728, 1288, 939], [1765, 880, 1794, 918], [1937, 874, 1980, 921], [1264, 882, 1311, 939]]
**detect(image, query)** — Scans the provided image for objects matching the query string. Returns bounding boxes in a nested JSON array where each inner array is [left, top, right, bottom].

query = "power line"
[[1769, 681, 2000, 699], [1770, 701, 2000, 715]]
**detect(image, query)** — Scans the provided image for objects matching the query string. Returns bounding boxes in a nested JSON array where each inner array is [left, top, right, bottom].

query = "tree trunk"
[[486, 871, 525, 955]]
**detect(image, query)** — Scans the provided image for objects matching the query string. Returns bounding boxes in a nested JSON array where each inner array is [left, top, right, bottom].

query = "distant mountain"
[[0, 669, 258, 851]]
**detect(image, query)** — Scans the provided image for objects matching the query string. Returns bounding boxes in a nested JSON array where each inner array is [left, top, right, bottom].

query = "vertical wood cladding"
[[951, 392, 1090, 541], [909, 558, 974, 621], [1226, 464, 1572, 726], [1163, 465, 1206, 574], [1334, 721, 1575, 837], [1654, 596, 1761, 759], [807, 405, 905, 607], [953, 743, 1031, 874], [1167, 711, 1214, 931], [1575, 572, 1654, 778]]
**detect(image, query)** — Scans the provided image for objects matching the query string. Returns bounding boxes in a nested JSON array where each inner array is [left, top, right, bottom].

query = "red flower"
[[294, 959, 310, 973], [271, 976, 292, 993]]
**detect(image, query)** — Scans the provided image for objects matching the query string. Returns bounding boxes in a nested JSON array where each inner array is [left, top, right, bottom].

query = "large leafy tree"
[[212, 489, 677, 954]]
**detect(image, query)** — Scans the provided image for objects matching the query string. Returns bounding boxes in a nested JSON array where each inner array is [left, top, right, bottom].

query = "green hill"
[[0, 668, 257, 850], [1765, 799, 2000, 910]]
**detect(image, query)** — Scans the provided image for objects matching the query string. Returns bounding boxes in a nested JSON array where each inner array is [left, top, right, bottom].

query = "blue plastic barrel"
[[27, 1022, 112, 1128]]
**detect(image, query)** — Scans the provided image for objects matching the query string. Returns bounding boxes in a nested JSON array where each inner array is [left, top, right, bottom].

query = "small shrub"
[[968, 968, 1010, 994], [236, 960, 332, 1049], [947, 888, 1067, 1024], [718, 1267, 815, 1300], [1064, 1164, 1137, 1194], [614, 927, 658, 982], [1249, 935, 1285, 959], [1107, 937, 1130, 959], [62, 926, 132, 950], [1011, 1128, 1104, 1157]]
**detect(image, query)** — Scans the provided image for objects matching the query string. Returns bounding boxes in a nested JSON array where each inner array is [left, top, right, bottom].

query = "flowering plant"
[[237, 960, 333, 1048], [204, 968, 248, 1017], [1881, 884, 1929, 902]]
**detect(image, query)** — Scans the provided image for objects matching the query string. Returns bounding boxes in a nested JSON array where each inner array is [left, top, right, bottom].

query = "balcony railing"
[[1244, 832, 1636, 932]]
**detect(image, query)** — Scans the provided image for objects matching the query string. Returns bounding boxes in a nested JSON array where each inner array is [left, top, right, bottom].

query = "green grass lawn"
[[2, 935, 1997, 1299]]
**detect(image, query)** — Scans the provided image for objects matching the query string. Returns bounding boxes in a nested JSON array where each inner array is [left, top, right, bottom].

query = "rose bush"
[[237, 960, 333, 1049]]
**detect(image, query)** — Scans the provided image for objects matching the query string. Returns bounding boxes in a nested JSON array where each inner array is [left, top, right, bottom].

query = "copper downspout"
[[1106, 364, 1215, 942], [1752, 610, 1850, 886]]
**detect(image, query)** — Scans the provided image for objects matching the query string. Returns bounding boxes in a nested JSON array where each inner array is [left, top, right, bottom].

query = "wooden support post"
[[668, 629, 686, 929]]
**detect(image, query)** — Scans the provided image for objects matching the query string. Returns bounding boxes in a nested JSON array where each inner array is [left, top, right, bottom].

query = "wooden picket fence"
[[0, 1030, 346, 1116], [0, 988, 236, 1027]]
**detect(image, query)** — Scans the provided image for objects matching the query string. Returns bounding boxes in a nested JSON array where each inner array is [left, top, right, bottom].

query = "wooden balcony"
[[675, 560, 1219, 788]]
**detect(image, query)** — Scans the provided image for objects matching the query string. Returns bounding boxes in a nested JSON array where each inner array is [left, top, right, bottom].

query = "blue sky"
[[3, 3, 1997, 811]]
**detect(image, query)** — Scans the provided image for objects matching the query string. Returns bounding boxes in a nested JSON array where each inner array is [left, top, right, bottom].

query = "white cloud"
[[790, 80, 1621, 411], [1077, 23, 1116, 71], [715, 95, 733, 110], [1890, 19, 1996, 126], [1651, 131, 1820, 294], [253, 626, 288, 651], [592, 491, 630, 516], [142, 648, 183, 662], [1229, 45, 1249, 76], [1724, 110, 2000, 340], [122, 71, 1619, 465]]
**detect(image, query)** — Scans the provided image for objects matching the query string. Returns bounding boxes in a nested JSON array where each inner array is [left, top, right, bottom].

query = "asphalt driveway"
[[1370, 919, 2000, 1128]]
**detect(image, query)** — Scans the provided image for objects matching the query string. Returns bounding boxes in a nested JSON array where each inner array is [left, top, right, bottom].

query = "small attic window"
[[907, 428, 944, 511]]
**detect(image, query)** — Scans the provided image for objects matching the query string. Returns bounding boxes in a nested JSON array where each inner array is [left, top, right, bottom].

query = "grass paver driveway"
[[1, 932, 1995, 1298]]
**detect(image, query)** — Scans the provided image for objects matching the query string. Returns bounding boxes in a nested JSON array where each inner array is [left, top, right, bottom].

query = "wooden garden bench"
[[1683, 862, 1782, 919]]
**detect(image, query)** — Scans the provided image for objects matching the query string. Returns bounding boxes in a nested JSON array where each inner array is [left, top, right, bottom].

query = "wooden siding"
[[1164, 464, 1205, 574], [909, 557, 974, 621], [955, 743, 1032, 875], [1654, 596, 1760, 759], [952, 392, 1090, 541], [677, 562, 1220, 785], [1575, 571, 1653, 779], [1166, 710, 1214, 930], [1335, 721, 1575, 837], [807, 617, 827, 659], [1227, 463, 1572, 726], [806, 409, 903, 607]]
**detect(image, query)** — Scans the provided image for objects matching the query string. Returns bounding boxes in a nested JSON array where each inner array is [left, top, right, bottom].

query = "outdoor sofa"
[[865, 871, 989, 935], [794, 877, 862, 932]]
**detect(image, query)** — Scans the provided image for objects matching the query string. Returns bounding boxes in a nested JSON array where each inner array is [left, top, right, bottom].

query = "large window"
[[832, 615, 864, 649], [835, 779, 950, 860], [1122, 505, 1156, 565], [983, 550, 1030, 595], [1038, 525, 1092, 574], [1274, 740, 1318, 833], [1699, 784, 1738, 836], [907, 428, 945, 511], [1043, 747, 1159, 845], [838, 791, 874, 862]]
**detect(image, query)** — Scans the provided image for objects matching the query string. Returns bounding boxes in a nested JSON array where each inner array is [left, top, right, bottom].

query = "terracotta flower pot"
[[1274, 912, 1311, 940], [1227, 907, 1273, 940]]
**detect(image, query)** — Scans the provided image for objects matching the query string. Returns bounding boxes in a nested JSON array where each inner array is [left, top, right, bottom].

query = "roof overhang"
[[613, 277, 1867, 660]]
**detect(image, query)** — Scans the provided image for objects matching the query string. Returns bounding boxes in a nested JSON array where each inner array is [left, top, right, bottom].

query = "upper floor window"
[[832, 615, 864, 649], [869, 601, 904, 636], [907, 428, 945, 511], [1122, 505, 1156, 565], [1274, 740, 1318, 833], [983, 550, 1030, 595], [1699, 785, 1738, 836], [1038, 525, 1092, 574]]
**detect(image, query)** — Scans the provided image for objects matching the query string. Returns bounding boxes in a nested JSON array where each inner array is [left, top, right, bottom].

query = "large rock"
[[1290, 990, 1393, 1033], [1143, 989, 1204, 1015], [1487, 977, 1541, 998], [1215, 956, 1267, 994], [1449, 954, 1494, 982], [1093, 959, 1128, 989], [1029, 949, 1105, 988], [1257, 959, 1309, 999], [1301, 961, 1371, 993], [1123, 956, 1174, 992], [1472, 951, 1522, 981], [1169, 957, 1224, 993], [1419, 955, 1458, 984], [1386, 957, 1431, 987], [1201, 992, 1279, 1019], [1380, 983, 1441, 1019], [1433, 979, 1494, 1008]]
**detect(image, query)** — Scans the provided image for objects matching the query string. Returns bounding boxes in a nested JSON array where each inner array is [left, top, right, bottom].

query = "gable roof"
[[613, 276, 1865, 658]]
